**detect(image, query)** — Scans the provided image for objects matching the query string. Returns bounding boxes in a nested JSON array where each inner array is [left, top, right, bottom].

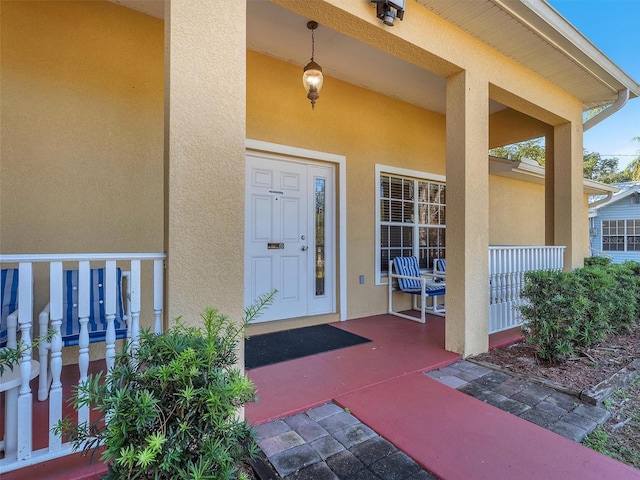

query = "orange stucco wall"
[[1, 1, 164, 359], [1, 1, 164, 256]]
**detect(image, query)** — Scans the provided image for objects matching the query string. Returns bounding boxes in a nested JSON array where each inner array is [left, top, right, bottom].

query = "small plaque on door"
[[267, 243, 284, 249]]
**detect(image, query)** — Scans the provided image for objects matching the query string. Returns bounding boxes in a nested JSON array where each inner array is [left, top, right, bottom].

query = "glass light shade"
[[303, 61, 323, 94]]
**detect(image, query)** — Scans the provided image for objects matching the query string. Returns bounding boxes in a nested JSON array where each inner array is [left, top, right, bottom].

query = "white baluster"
[[130, 260, 141, 353], [500, 249, 507, 305], [513, 248, 521, 306], [489, 249, 496, 305], [497, 248, 504, 332], [38, 308, 50, 401], [4, 311, 18, 458], [17, 262, 34, 461], [506, 249, 515, 326], [488, 248, 494, 333], [48, 262, 63, 450], [494, 250, 502, 305], [153, 259, 163, 334], [506, 249, 514, 303], [77, 261, 90, 427], [105, 261, 117, 371]]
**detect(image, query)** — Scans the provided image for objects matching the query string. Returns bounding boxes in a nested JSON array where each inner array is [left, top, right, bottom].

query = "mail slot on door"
[[267, 243, 285, 249]]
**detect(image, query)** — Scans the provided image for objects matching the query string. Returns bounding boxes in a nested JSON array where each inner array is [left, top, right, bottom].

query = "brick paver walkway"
[[255, 360, 612, 479], [425, 360, 610, 442], [255, 403, 437, 479]]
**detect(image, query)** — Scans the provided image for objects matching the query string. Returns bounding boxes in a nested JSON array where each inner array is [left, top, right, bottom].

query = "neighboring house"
[[589, 182, 640, 263]]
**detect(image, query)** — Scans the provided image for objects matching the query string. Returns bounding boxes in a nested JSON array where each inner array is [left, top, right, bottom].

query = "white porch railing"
[[0, 253, 166, 473], [488, 246, 565, 334]]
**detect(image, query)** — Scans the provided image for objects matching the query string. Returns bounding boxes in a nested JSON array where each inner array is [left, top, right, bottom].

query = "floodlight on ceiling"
[[371, 0, 405, 26]]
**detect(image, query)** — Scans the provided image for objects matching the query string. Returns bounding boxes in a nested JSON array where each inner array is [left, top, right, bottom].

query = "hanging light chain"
[[310, 25, 315, 62]]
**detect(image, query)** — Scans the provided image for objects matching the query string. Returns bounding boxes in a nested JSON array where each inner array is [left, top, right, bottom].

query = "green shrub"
[[519, 270, 590, 363], [607, 262, 640, 332], [620, 261, 640, 321], [574, 265, 614, 345], [584, 256, 611, 268], [56, 293, 274, 480], [520, 261, 640, 364]]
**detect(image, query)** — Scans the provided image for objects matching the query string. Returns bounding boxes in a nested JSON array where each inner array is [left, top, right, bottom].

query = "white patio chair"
[[434, 258, 446, 279], [388, 256, 446, 323]]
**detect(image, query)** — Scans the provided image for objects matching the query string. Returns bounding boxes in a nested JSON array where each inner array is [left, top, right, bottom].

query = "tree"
[[490, 138, 638, 184], [583, 150, 631, 184], [621, 136, 640, 181], [489, 138, 546, 165]]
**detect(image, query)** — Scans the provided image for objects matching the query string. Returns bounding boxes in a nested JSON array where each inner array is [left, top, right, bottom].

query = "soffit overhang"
[[418, 0, 640, 109]]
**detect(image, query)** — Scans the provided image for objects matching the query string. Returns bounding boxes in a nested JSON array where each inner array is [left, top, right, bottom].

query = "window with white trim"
[[378, 172, 446, 279], [602, 219, 640, 252]]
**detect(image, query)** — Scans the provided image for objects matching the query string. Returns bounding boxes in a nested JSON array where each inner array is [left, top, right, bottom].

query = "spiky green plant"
[[55, 292, 274, 480]]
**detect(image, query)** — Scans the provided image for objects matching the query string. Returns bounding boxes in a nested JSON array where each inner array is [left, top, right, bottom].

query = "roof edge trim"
[[516, 0, 640, 98]]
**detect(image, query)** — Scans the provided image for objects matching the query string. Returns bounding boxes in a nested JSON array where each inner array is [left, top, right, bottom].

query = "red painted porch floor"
[[246, 314, 461, 424], [247, 314, 640, 480]]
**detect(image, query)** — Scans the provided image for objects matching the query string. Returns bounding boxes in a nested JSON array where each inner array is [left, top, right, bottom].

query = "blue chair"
[[434, 258, 446, 279], [57, 268, 128, 347], [0, 269, 19, 348], [388, 256, 445, 323], [39, 267, 129, 400]]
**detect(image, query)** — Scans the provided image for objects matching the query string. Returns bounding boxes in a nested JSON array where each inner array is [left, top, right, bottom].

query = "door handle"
[[301, 246, 308, 251]]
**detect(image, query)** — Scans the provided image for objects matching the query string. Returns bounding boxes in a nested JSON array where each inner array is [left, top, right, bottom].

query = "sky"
[[547, 0, 640, 169]]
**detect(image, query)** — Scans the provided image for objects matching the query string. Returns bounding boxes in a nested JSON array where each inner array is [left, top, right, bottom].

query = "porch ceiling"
[[111, 0, 639, 113]]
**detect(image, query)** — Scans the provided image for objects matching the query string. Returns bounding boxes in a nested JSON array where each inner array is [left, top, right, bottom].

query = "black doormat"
[[245, 324, 372, 369]]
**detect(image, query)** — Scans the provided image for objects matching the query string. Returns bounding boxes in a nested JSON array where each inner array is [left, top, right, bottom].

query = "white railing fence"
[[488, 246, 565, 334], [0, 253, 165, 473]]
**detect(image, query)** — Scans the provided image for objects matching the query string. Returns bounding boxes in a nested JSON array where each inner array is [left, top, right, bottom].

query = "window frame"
[[375, 164, 446, 285], [601, 219, 640, 252]]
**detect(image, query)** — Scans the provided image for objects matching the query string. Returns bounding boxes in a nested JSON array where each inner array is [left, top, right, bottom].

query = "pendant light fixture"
[[302, 21, 323, 110]]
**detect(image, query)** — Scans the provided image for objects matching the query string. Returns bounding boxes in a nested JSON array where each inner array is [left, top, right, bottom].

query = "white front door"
[[245, 153, 335, 322]]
